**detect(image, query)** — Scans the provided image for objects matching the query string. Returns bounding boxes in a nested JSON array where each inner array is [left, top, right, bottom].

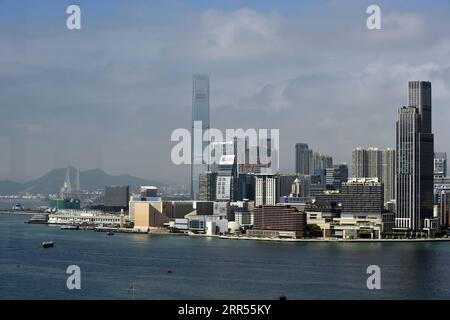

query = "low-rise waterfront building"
[[48, 209, 121, 225]]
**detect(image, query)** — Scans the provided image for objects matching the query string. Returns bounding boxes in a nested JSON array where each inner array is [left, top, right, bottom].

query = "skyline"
[[2, 0, 450, 185]]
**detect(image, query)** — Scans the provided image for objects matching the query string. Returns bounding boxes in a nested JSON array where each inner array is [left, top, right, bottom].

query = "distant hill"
[[0, 166, 163, 195]]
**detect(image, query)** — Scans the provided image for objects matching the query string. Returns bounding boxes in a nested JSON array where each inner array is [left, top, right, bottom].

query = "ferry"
[[42, 241, 54, 248], [27, 213, 49, 224]]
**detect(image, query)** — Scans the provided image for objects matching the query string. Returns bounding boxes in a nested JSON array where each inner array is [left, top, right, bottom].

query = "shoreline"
[[4, 212, 450, 243]]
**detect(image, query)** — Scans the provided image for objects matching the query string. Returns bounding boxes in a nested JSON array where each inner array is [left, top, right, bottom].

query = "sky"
[[1, 0, 450, 184]]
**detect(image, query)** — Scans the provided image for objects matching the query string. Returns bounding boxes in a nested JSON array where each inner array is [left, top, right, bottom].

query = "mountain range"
[[0, 166, 163, 195]]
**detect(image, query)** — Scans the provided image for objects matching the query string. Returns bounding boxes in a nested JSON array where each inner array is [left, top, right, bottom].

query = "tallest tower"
[[396, 81, 434, 231], [191, 74, 210, 200]]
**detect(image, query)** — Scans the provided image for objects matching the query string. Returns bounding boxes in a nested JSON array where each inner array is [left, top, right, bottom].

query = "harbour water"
[[1, 214, 450, 299]]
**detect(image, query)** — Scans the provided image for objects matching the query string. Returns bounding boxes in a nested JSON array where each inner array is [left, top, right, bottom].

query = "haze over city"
[[2, 0, 450, 185]]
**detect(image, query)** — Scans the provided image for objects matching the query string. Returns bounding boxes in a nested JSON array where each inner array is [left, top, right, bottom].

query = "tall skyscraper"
[[352, 147, 395, 203], [191, 74, 210, 200], [434, 152, 447, 178], [295, 143, 310, 175], [396, 81, 434, 231]]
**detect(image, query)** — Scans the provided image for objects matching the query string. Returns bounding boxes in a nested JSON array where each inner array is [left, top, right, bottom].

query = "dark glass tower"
[[191, 74, 210, 200], [295, 143, 310, 175], [396, 81, 434, 230]]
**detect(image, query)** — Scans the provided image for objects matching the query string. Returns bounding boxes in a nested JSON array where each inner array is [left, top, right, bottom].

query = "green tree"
[[306, 224, 322, 238]]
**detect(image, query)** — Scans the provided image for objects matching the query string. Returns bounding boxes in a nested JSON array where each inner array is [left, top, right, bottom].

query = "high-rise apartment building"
[[352, 147, 395, 203], [381, 148, 396, 203], [396, 81, 434, 231], [191, 74, 210, 200]]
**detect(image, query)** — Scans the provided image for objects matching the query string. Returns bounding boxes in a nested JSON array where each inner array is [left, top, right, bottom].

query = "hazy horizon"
[[2, 0, 450, 185]]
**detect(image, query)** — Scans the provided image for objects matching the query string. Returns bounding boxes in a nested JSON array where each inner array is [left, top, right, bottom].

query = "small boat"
[[106, 231, 114, 236], [42, 241, 54, 248]]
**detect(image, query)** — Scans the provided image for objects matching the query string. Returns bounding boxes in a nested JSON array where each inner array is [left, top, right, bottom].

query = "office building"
[[325, 164, 348, 190], [199, 171, 217, 201], [340, 178, 384, 215], [255, 174, 278, 206], [295, 143, 310, 175], [249, 205, 307, 238], [216, 155, 237, 201], [233, 173, 255, 201], [104, 185, 129, 210], [396, 81, 434, 231], [191, 74, 210, 200], [434, 152, 447, 179]]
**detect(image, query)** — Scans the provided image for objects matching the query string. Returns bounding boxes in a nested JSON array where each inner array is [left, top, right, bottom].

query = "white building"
[[255, 174, 277, 206], [48, 209, 121, 225]]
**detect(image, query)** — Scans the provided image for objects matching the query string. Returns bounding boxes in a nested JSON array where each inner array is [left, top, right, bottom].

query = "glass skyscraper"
[[191, 74, 210, 200]]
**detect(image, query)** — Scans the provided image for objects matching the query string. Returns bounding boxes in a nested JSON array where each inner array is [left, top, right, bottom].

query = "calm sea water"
[[1, 214, 450, 300]]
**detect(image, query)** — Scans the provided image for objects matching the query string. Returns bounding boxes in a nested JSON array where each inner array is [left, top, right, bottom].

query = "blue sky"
[[1, 0, 450, 184]]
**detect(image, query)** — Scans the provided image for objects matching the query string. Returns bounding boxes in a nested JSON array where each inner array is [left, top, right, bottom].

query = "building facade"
[[104, 185, 129, 209], [191, 74, 210, 200], [295, 143, 310, 175], [255, 174, 278, 206], [251, 205, 306, 238], [325, 164, 348, 190], [434, 152, 447, 179], [199, 171, 217, 201], [396, 81, 434, 231]]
